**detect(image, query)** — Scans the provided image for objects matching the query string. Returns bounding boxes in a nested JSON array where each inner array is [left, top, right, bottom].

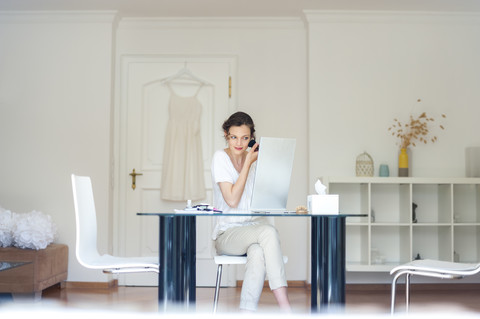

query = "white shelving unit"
[[322, 177, 480, 272]]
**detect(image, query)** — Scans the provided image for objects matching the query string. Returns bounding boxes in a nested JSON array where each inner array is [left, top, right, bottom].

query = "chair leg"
[[405, 273, 411, 313], [213, 264, 223, 314], [391, 273, 401, 315]]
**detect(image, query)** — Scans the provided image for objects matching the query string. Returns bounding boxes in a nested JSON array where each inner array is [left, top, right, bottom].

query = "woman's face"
[[225, 125, 252, 155]]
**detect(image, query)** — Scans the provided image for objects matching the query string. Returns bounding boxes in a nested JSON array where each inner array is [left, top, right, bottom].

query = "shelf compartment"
[[329, 182, 369, 223], [412, 184, 451, 224], [371, 225, 410, 265], [453, 184, 480, 223], [325, 177, 480, 273], [412, 225, 452, 261], [454, 225, 480, 263], [371, 183, 410, 224], [345, 225, 368, 266]]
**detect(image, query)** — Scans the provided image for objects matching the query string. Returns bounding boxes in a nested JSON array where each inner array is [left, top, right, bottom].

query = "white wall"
[[116, 18, 309, 280], [307, 11, 480, 183], [0, 12, 115, 282]]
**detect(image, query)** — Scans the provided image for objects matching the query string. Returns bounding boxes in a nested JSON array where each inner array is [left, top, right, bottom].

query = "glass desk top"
[[138, 212, 365, 217]]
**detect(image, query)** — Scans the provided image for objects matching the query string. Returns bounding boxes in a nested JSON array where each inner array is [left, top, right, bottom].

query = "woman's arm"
[[218, 143, 258, 208]]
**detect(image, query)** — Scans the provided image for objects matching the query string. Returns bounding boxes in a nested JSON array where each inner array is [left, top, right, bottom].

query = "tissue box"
[[308, 195, 339, 215]]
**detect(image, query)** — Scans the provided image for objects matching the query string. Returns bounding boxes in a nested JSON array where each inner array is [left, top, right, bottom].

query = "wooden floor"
[[22, 284, 480, 315]]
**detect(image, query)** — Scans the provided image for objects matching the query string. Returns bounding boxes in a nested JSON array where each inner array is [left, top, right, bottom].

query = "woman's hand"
[[245, 142, 259, 165]]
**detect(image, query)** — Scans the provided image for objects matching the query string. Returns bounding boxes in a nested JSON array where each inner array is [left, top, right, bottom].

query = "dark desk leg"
[[182, 215, 196, 308], [158, 216, 196, 312], [311, 216, 346, 313], [158, 216, 173, 311], [311, 216, 319, 310]]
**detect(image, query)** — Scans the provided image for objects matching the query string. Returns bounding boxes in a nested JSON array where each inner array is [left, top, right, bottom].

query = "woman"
[[211, 111, 291, 312]]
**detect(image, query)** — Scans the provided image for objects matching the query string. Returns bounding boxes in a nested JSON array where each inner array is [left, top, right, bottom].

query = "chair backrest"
[[71, 174, 102, 267]]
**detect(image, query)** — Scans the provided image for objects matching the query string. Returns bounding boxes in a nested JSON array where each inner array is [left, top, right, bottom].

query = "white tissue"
[[315, 179, 327, 195], [308, 179, 339, 214]]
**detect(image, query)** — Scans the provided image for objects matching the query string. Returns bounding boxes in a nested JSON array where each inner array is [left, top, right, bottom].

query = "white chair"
[[213, 254, 288, 313], [390, 259, 480, 314], [71, 174, 159, 274]]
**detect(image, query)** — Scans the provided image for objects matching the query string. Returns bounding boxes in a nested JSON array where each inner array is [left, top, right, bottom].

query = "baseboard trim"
[[64, 280, 118, 289], [61, 281, 480, 292]]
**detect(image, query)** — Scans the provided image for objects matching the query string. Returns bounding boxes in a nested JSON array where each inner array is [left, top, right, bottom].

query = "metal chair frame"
[[213, 254, 287, 313], [390, 259, 480, 314]]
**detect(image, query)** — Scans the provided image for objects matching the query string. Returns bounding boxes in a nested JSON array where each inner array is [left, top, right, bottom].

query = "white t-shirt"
[[211, 149, 258, 239]]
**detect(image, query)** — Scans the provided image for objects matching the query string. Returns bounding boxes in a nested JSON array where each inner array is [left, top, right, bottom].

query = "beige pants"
[[215, 219, 287, 311]]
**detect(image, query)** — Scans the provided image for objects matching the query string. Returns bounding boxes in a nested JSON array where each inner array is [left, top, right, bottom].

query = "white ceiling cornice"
[[303, 10, 480, 25], [1, 0, 480, 18], [0, 10, 117, 23], [118, 17, 306, 30]]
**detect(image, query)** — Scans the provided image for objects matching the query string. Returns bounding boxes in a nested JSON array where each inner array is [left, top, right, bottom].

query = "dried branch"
[[388, 112, 446, 149]]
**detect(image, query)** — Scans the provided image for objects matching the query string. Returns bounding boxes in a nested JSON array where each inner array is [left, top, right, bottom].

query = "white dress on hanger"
[[161, 84, 206, 201]]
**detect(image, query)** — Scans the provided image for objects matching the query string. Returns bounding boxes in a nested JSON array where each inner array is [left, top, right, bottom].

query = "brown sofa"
[[0, 243, 68, 297]]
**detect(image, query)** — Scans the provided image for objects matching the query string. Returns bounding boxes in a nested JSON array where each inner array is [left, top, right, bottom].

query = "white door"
[[114, 55, 237, 286]]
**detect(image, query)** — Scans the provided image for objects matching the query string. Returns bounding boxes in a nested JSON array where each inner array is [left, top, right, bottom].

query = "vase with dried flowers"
[[388, 111, 446, 176]]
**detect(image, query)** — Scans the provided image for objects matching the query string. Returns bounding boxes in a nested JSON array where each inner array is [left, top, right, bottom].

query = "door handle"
[[129, 168, 143, 190]]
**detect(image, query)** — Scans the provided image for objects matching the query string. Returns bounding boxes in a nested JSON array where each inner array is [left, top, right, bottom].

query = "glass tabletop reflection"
[[0, 261, 29, 272]]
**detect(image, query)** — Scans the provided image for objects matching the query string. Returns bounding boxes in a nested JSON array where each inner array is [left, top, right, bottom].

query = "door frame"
[[112, 54, 237, 284]]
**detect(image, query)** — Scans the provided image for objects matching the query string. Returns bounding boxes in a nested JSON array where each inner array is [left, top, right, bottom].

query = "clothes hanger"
[[163, 66, 213, 86], [144, 61, 213, 87]]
